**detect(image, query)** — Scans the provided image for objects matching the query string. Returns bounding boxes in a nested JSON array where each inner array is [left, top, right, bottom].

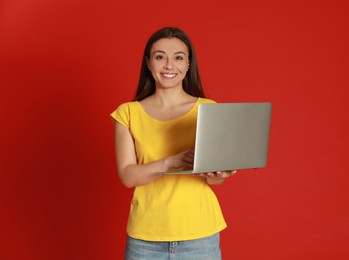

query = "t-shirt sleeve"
[[110, 102, 131, 128]]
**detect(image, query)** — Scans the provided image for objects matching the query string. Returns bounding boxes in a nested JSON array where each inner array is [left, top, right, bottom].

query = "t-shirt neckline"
[[136, 97, 200, 123]]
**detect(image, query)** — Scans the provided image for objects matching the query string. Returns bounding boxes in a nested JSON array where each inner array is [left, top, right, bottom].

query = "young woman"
[[111, 27, 236, 260]]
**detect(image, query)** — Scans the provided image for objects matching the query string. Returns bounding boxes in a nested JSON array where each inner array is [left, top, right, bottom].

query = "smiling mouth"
[[162, 73, 176, 78]]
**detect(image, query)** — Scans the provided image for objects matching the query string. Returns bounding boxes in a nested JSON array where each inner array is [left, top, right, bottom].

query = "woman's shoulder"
[[115, 101, 140, 112], [111, 101, 140, 122], [198, 97, 216, 104]]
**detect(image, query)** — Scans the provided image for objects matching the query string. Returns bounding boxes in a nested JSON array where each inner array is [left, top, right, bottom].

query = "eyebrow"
[[152, 50, 188, 56]]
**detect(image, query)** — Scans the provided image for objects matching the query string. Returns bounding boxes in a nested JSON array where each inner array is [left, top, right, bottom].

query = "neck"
[[152, 88, 192, 107]]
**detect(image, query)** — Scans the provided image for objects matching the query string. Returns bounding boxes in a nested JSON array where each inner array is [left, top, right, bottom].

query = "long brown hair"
[[134, 27, 205, 101]]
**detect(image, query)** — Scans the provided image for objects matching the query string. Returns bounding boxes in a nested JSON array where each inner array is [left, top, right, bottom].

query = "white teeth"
[[163, 73, 176, 78]]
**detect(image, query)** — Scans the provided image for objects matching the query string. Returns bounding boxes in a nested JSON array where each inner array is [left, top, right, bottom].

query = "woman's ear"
[[146, 57, 151, 70]]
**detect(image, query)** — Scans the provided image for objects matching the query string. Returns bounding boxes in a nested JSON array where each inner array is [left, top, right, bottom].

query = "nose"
[[164, 59, 173, 70]]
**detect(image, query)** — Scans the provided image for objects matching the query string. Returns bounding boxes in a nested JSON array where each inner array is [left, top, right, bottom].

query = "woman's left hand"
[[199, 170, 237, 185]]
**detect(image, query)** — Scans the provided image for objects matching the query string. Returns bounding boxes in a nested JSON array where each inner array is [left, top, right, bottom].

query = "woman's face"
[[147, 37, 190, 90]]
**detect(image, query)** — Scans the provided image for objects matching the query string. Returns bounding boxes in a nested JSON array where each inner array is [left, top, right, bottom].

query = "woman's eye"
[[155, 55, 164, 60], [176, 56, 184, 60]]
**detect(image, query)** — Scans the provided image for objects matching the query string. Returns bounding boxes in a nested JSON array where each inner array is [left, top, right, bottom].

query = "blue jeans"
[[125, 233, 222, 260]]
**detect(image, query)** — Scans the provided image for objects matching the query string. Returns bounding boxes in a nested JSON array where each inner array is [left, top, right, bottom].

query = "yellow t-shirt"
[[111, 97, 227, 241]]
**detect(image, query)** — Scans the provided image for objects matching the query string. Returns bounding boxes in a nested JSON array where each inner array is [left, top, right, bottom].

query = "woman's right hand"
[[165, 149, 194, 170]]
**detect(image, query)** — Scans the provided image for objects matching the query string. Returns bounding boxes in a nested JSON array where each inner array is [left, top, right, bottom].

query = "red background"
[[1, 0, 348, 259]]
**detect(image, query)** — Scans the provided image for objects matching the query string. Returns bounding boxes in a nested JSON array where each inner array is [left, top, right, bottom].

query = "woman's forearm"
[[118, 158, 170, 188]]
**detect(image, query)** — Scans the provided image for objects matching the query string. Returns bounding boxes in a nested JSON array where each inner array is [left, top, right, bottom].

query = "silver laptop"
[[157, 102, 272, 174]]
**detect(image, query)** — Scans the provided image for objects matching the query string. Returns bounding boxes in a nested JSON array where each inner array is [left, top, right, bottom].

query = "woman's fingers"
[[200, 170, 237, 178]]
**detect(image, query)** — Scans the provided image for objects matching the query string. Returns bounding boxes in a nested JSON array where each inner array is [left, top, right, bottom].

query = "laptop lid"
[[157, 102, 272, 174], [192, 102, 272, 173]]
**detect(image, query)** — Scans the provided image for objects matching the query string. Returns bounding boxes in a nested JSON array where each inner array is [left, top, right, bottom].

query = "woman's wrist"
[[162, 157, 172, 170]]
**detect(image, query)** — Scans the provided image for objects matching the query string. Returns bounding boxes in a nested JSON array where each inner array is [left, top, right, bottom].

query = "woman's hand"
[[199, 170, 237, 185], [165, 149, 194, 170]]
